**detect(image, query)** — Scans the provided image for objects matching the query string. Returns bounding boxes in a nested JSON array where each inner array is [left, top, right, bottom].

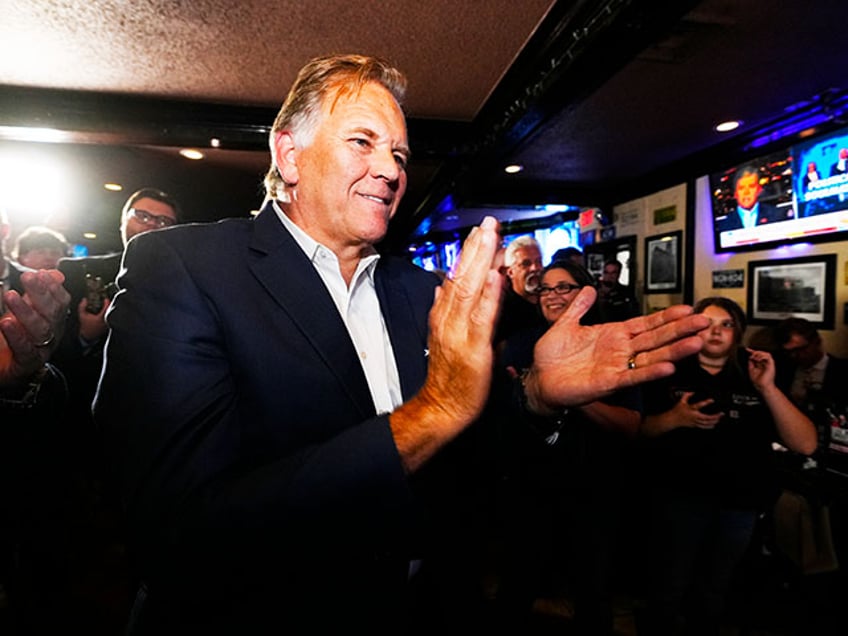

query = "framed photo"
[[644, 230, 682, 294], [746, 254, 836, 328]]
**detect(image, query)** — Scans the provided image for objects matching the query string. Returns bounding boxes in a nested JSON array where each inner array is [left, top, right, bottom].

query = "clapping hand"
[[524, 286, 710, 414], [0, 270, 70, 386]]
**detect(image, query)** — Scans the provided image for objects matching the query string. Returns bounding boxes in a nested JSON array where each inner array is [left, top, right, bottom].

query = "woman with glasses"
[[637, 296, 816, 636], [494, 259, 641, 635]]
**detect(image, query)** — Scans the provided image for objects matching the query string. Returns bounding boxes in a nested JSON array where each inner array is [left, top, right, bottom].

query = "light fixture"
[[83, 232, 97, 239], [715, 120, 741, 133], [210, 138, 221, 148], [179, 148, 205, 160], [504, 164, 524, 174], [104, 183, 123, 192]]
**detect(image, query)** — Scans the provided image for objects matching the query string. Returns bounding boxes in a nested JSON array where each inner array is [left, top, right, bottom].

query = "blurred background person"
[[55, 186, 181, 417], [551, 245, 584, 267], [11, 225, 70, 271], [0, 259, 72, 634], [49, 187, 181, 636], [597, 258, 640, 322], [1, 207, 26, 304], [494, 235, 545, 349]]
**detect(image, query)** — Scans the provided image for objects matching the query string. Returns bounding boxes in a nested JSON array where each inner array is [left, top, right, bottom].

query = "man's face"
[[782, 333, 824, 369], [507, 245, 543, 298], [734, 173, 762, 210], [121, 197, 178, 246], [282, 81, 409, 251], [601, 263, 620, 288]]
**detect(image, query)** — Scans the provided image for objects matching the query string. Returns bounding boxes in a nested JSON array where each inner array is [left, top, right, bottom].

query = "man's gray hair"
[[504, 235, 541, 267], [264, 54, 407, 201]]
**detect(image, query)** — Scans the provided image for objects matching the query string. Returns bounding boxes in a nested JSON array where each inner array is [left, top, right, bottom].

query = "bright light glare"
[[180, 148, 205, 160], [104, 183, 123, 191], [504, 164, 524, 174], [0, 151, 73, 222], [715, 120, 741, 133], [83, 232, 97, 240], [0, 126, 73, 143]]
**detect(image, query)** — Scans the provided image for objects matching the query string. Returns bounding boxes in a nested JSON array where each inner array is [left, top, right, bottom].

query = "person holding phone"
[[637, 296, 816, 636]]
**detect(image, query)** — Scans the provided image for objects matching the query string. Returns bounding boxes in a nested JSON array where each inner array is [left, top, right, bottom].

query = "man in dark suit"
[[93, 53, 709, 634], [54, 187, 180, 435], [715, 164, 793, 232]]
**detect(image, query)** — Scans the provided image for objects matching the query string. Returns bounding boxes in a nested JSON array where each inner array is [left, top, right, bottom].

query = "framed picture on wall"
[[644, 230, 682, 294], [746, 254, 836, 328]]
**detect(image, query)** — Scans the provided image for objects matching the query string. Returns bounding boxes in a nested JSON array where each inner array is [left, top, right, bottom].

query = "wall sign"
[[653, 204, 677, 225], [712, 269, 744, 288]]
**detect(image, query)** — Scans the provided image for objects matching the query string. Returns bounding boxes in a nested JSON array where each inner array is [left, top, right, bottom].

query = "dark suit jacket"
[[52, 252, 122, 456], [94, 204, 441, 633], [714, 201, 792, 233]]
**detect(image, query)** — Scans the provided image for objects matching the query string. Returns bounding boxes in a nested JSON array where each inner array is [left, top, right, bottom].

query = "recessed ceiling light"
[[715, 120, 741, 133], [504, 164, 524, 174], [180, 148, 205, 160], [210, 138, 221, 148], [104, 183, 123, 191], [83, 232, 97, 239]]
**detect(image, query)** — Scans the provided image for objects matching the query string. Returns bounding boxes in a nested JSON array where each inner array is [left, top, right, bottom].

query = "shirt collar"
[[811, 352, 829, 373], [271, 201, 380, 281]]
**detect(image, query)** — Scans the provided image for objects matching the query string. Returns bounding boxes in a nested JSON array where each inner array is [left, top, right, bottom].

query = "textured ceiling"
[[1, 0, 847, 254], [0, 0, 555, 119]]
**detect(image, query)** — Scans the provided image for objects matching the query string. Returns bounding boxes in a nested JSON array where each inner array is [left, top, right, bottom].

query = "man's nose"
[[371, 146, 402, 182]]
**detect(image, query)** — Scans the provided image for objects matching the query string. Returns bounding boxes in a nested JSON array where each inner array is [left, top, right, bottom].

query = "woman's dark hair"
[[543, 259, 601, 325]]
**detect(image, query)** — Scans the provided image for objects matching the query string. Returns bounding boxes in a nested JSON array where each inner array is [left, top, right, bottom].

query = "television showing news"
[[710, 124, 848, 253]]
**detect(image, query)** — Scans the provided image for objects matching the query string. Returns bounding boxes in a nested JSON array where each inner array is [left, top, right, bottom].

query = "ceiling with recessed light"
[[1, 0, 847, 254]]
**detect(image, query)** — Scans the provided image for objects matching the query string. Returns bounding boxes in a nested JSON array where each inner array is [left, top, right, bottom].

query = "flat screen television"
[[710, 124, 848, 253]]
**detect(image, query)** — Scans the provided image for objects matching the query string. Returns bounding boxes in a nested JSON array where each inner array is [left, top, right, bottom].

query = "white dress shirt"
[[273, 203, 402, 415]]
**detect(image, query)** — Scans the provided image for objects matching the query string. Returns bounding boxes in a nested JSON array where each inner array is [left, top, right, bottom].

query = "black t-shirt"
[[499, 323, 642, 491], [641, 350, 781, 510]]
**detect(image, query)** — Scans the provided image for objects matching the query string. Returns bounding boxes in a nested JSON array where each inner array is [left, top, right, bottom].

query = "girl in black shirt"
[[638, 297, 816, 635]]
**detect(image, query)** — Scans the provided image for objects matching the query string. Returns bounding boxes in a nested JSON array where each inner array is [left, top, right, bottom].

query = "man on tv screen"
[[716, 164, 792, 232], [829, 148, 848, 176]]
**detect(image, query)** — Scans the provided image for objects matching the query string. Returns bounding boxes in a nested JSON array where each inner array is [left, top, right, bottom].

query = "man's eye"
[[394, 154, 408, 169], [352, 138, 371, 148]]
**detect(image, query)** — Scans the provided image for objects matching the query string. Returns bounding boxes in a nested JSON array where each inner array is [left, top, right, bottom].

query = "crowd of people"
[[0, 53, 841, 636]]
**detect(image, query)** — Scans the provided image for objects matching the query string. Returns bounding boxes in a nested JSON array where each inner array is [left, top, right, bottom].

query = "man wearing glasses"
[[56, 187, 181, 384], [49, 187, 181, 630]]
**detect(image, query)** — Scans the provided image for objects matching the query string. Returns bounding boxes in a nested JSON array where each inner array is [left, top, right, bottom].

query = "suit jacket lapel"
[[247, 204, 375, 419], [375, 261, 429, 401]]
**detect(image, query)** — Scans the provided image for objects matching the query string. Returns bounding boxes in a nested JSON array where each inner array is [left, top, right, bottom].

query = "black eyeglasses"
[[128, 208, 177, 228], [538, 282, 582, 296]]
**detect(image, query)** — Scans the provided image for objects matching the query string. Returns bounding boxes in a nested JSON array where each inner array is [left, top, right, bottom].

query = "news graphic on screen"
[[793, 124, 848, 219], [711, 124, 848, 253]]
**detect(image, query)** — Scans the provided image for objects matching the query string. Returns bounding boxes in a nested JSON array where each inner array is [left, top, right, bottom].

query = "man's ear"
[[272, 131, 299, 186]]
